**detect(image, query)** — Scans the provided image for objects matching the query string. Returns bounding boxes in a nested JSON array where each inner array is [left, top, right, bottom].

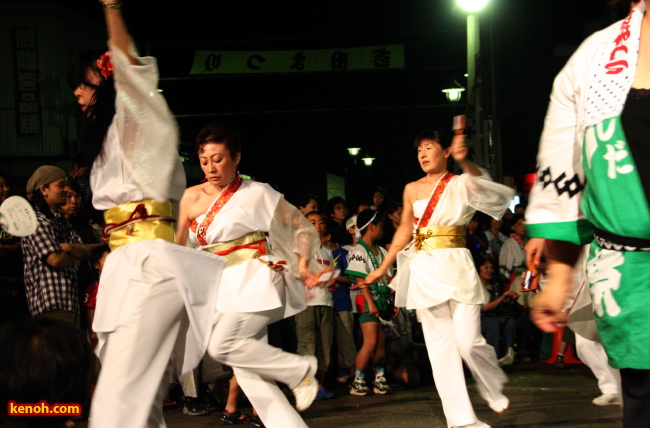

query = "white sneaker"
[[292, 356, 318, 411], [452, 421, 491, 428], [498, 347, 515, 367], [592, 393, 621, 406]]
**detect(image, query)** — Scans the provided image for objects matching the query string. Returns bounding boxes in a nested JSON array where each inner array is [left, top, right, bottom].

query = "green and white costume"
[[526, 2, 650, 369], [345, 239, 393, 315]]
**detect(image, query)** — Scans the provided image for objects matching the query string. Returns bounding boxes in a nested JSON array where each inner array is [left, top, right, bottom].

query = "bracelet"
[[99, 0, 123, 8]]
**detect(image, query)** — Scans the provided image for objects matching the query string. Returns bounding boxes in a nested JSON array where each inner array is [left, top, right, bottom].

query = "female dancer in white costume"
[[366, 130, 514, 428], [72, 3, 226, 427], [176, 122, 328, 428]]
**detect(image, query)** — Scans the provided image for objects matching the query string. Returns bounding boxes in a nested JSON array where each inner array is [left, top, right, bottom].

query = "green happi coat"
[[526, 2, 650, 370]]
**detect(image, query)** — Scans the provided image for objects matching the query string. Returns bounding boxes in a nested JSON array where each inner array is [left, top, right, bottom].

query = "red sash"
[[192, 174, 244, 246], [415, 172, 454, 228]]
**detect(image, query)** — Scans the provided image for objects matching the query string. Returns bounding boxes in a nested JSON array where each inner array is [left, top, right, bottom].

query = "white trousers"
[[207, 308, 311, 428], [419, 300, 508, 428], [575, 333, 621, 396], [90, 256, 186, 428]]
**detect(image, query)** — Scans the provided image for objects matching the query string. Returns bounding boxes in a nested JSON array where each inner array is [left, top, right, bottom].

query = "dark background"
[[53, 0, 631, 205]]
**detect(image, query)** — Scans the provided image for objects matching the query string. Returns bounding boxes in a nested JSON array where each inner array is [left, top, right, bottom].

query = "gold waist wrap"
[[103, 200, 175, 251], [202, 231, 269, 269], [414, 225, 466, 251]]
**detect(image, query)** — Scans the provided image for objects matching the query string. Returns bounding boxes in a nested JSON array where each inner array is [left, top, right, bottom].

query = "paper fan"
[[0, 196, 37, 237]]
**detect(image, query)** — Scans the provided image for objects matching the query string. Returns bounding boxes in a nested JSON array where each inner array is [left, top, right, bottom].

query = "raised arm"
[[101, 2, 138, 65], [451, 134, 483, 177]]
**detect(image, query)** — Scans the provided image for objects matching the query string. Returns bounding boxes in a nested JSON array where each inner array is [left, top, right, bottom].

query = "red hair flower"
[[97, 51, 114, 79]]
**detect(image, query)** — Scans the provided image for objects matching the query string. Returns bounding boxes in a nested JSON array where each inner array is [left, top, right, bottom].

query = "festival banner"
[[190, 44, 405, 75]]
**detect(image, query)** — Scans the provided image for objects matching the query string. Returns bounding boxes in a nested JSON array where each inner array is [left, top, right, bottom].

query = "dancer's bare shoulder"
[[180, 182, 216, 219], [406, 177, 435, 201]]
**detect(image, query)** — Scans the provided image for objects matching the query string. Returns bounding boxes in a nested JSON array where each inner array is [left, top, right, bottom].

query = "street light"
[[457, 0, 488, 97], [457, 0, 488, 12], [442, 80, 466, 102], [361, 157, 375, 167], [347, 147, 361, 156]]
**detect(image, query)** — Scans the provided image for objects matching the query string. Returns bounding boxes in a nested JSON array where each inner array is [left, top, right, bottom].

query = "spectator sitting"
[[476, 254, 519, 366], [482, 217, 508, 261], [0, 317, 92, 428], [466, 212, 489, 259], [499, 213, 528, 289]]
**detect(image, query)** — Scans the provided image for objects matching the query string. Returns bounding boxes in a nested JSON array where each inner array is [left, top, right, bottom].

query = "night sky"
[[55, 0, 631, 205]]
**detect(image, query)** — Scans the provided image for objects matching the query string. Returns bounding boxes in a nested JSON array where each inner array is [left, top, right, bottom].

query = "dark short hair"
[[305, 210, 323, 219], [195, 122, 241, 159], [474, 253, 496, 271], [356, 209, 382, 236], [414, 129, 451, 149], [296, 194, 318, 209], [510, 213, 525, 225], [0, 318, 92, 427], [91, 244, 110, 268], [325, 196, 347, 216]]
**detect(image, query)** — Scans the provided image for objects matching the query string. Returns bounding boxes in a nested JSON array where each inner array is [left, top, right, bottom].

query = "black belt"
[[593, 227, 650, 252]]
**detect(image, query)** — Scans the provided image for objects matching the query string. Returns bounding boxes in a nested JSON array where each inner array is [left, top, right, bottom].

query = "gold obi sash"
[[414, 225, 466, 251], [103, 200, 175, 251], [202, 231, 269, 269]]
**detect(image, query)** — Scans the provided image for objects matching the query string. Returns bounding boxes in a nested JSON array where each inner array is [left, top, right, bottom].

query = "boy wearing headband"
[[345, 209, 397, 396]]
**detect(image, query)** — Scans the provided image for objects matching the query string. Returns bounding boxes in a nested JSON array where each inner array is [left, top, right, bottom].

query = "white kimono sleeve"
[[463, 171, 515, 220], [109, 40, 186, 203], [267, 197, 322, 278]]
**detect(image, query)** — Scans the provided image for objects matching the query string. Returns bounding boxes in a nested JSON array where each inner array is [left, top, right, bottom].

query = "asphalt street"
[[76, 360, 623, 428]]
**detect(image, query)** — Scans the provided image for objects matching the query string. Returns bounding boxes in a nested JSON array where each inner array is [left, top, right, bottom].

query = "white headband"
[[355, 211, 378, 240]]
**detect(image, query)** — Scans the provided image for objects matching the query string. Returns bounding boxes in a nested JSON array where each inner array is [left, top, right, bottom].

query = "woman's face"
[[73, 68, 102, 113], [373, 191, 384, 207], [199, 142, 240, 190], [467, 219, 478, 234], [60, 187, 81, 217], [0, 176, 9, 202], [512, 218, 526, 237], [388, 206, 403, 226], [490, 218, 502, 231], [479, 261, 495, 282], [417, 139, 450, 174], [299, 199, 318, 215]]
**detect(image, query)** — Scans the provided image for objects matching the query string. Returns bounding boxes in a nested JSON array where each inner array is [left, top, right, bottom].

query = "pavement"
[[75, 360, 623, 428]]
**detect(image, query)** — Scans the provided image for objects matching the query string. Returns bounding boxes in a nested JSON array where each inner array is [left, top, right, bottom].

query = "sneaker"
[[452, 421, 491, 428], [592, 393, 621, 406], [373, 376, 393, 395], [336, 374, 349, 383], [498, 347, 515, 367], [217, 410, 247, 425], [487, 396, 510, 414], [249, 414, 265, 427], [292, 355, 318, 411], [200, 384, 220, 412], [349, 378, 371, 396], [555, 355, 566, 369], [315, 386, 336, 401], [183, 397, 208, 416]]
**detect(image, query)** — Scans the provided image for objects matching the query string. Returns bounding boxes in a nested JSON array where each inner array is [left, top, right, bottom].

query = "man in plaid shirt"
[[21, 166, 89, 326]]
